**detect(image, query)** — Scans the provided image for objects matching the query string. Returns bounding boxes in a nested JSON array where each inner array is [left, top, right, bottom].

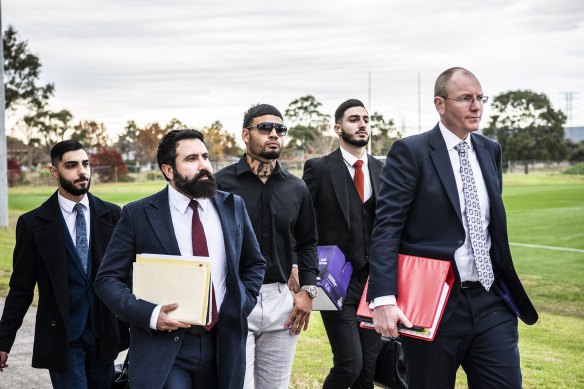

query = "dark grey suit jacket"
[[0, 191, 126, 371], [94, 187, 266, 389], [368, 125, 538, 325], [303, 148, 383, 269]]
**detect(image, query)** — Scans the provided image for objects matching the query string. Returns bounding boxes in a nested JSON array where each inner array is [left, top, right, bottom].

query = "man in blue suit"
[[368, 67, 538, 388], [94, 129, 266, 389], [0, 140, 127, 388]]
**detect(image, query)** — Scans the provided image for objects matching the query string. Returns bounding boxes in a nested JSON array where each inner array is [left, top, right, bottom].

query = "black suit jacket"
[[94, 187, 266, 389], [368, 125, 538, 325], [0, 191, 127, 370], [303, 148, 383, 268]]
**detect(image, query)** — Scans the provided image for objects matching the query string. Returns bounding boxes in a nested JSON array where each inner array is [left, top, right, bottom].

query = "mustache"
[[74, 176, 89, 183], [193, 170, 214, 181]]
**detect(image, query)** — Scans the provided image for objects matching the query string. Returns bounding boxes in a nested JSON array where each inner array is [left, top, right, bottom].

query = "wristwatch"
[[300, 285, 318, 299]]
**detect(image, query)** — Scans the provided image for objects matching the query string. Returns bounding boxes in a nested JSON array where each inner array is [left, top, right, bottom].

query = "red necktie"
[[353, 160, 364, 203], [189, 200, 217, 331]]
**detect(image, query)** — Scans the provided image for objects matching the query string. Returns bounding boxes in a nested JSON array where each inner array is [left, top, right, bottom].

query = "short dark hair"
[[334, 99, 366, 124], [50, 140, 87, 166], [242, 104, 283, 129], [157, 129, 206, 181], [434, 67, 476, 97]]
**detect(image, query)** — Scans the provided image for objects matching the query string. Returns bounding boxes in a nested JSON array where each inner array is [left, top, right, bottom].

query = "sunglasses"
[[246, 122, 288, 136]]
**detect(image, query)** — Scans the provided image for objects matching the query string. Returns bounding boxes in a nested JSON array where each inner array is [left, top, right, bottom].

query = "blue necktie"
[[73, 203, 89, 273], [455, 142, 494, 290]]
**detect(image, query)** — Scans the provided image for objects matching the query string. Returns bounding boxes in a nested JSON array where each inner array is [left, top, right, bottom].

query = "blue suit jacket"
[[94, 187, 266, 389], [368, 124, 538, 326]]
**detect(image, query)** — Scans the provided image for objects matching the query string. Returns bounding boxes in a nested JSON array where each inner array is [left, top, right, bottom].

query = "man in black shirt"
[[215, 103, 319, 389]]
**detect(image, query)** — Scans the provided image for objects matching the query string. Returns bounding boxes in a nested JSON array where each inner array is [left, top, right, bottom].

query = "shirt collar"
[[439, 122, 474, 153], [57, 192, 89, 214], [340, 146, 367, 167], [168, 183, 211, 214]]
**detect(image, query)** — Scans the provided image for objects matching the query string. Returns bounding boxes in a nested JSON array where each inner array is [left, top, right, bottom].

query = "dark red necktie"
[[189, 200, 217, 331], [353, 160, 365, 203]]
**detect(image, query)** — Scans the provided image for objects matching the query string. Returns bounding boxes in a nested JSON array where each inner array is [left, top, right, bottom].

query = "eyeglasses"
[[441, 95, 489, 105], [245, 122, 288, 136]]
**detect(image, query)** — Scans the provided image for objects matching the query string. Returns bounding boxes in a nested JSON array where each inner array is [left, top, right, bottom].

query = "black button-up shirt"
[[215, 156, 318, 286]]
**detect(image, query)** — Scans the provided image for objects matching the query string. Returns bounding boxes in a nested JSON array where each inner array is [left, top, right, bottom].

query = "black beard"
[[59, 174, 90, 196], [259, 149, 281, 160], [341, 130, 369, 147], [174, 169, 217, 199]]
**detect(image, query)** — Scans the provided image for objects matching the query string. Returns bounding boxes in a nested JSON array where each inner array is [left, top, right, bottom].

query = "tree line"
[[4, 25, 583, 185]]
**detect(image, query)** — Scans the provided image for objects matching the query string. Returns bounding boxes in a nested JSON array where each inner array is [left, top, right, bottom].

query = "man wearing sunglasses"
[[215, 104, 319, 389], [302, 99, 384, 389]]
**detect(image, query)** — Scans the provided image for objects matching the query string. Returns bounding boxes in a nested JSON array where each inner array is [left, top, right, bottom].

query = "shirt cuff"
[[369, 295, 397, 309], [150, 305, 162, 330]]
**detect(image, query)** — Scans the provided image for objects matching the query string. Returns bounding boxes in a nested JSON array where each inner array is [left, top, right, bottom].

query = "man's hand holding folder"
[[358, 254, 454, 341], [156, 303, 192, 332], [372, 305, 413, 339]]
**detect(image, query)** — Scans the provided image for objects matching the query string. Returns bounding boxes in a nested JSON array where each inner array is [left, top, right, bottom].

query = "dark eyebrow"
[[348, 115, 369, 120]]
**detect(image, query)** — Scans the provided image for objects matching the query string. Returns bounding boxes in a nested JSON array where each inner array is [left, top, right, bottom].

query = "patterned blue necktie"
[[455, 142, 494, 290], [73, 203, 89, 273]]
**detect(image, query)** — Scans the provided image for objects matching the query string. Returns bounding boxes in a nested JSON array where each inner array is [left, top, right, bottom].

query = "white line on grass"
[[510, 242, 584, 253]]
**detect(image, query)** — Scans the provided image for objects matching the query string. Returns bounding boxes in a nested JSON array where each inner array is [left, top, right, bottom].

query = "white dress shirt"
[[58, 192, 90, 246], [149, 184, 227, 329], [340, 145, 372, 202], [439, 122, 491, 282], [371, 123, 492, 309]]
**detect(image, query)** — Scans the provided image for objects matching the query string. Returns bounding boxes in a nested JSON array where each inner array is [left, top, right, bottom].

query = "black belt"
[[186, 326, 207, 336], [461, 281, 482, 289]]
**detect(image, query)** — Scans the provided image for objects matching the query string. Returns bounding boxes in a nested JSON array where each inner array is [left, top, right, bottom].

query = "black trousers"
[[402, 284, 521, 389], [321, 269, 382, 389]]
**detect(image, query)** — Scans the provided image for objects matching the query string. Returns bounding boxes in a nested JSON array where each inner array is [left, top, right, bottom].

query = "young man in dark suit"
[[94, 129, 266, 389], [0, 140, 127, 388], [303, 99, 383, 389], [368, 67, 538, 388]]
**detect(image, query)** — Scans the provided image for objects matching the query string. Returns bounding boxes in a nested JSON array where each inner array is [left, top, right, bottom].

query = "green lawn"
[[1, 174, 583, 388]]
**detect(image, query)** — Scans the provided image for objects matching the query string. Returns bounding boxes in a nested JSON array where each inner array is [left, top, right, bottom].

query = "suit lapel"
[[367, 154, 381, 198], [327, 149, 351, 227], [471, 135, 500, 200], [35, 192, 69, 323], [144, 188, 181, 255], [212, 192, 235, 275], [429, 125, 463, 224]]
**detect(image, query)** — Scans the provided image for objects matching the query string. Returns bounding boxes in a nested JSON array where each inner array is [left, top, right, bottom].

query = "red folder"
[[357, 254, 454, 341]]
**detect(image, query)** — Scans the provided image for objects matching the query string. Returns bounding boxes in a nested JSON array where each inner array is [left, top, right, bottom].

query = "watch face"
[[302, 285, 317, 298]]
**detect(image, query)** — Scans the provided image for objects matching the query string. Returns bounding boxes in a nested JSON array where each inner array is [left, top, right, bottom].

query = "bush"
[[7, 158, 22, 186], [563, 162, 584, 175], [91, 148, 128, 182]]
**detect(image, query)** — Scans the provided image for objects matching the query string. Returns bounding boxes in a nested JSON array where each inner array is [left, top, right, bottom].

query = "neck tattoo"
[[246, 153, 277, 177]]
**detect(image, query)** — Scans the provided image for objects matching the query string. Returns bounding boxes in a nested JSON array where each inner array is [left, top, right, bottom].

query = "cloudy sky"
[[3, 0, 584, 141]]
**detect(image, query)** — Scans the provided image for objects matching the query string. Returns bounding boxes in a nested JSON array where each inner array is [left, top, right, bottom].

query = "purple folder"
[[313, 246, 353, 311]]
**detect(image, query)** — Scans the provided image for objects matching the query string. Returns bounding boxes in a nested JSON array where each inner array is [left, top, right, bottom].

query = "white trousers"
[[243, 282, 298, 389]]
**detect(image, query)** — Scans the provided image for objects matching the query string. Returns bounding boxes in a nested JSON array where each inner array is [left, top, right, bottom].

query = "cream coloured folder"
[[133, 254, 212, 325]]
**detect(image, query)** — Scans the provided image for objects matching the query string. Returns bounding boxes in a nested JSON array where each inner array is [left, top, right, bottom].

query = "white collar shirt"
[[439, 122, 491, 282], [58, 192, 90, 246], [340, 146, 372, 202]]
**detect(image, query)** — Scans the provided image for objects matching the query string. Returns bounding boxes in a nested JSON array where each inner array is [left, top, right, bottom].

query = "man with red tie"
[[303, 99, 384, 388], [95, 129, 266, 389]]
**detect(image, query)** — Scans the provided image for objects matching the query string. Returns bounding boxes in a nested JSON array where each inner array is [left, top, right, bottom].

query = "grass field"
[[1, 174, 583, 388]]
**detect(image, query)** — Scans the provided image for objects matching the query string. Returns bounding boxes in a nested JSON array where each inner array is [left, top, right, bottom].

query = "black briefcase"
[[373, 337, 407, 389], [112, 353, 129, 389]]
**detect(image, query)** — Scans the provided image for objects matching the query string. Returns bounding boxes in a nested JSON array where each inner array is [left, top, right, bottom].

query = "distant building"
[[564, 126, 584, 143]]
